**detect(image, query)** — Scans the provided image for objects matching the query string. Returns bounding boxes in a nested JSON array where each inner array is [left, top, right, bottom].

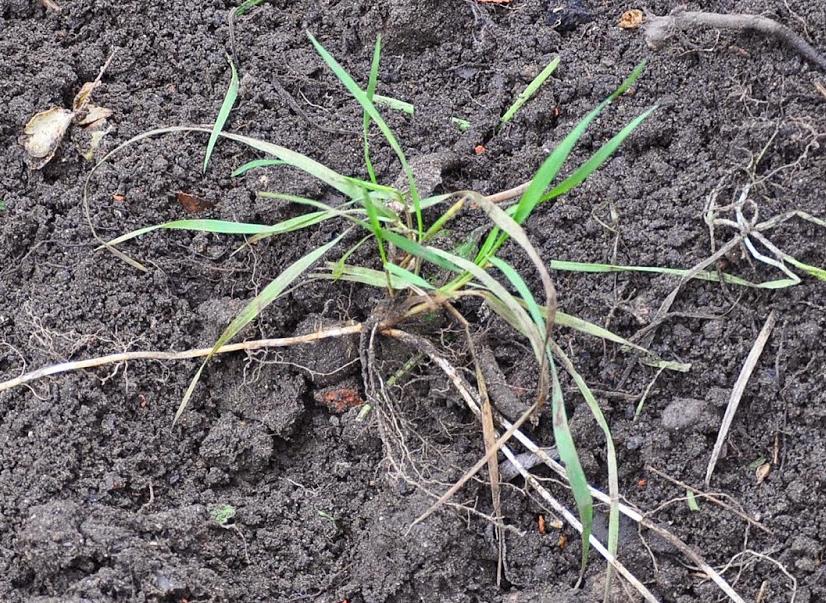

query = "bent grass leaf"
[[104, 214, 335, 249], [313, 262, 412, 290], [549, 259, 799, 289], [86, 125, 363, 206]]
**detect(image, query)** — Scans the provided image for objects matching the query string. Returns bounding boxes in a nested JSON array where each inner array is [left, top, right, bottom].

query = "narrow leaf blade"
[[204, 55, 239, 173]]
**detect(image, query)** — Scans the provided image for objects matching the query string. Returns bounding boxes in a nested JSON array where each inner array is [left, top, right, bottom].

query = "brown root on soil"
[[642, 9, 826, 71]]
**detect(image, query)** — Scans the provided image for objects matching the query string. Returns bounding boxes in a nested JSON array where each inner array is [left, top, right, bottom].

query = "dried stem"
[[705, 311, 777, 486], [0, 324, 363, 394]]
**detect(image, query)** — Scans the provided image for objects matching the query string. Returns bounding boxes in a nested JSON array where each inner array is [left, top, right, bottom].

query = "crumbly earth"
[[1, 0, 825, 601]]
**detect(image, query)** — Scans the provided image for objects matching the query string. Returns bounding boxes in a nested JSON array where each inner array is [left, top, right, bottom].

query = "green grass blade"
[[257, 192, 358, 212], [245, 211, 346, 245], [307, 32, 423, 237], [548, 356, 593, 573], [204, 54, 239, 173], [332, 235, 371, 279], [541, 105, 658, 202], [489, 256, 545, 329], [555, 311, 646, 352], [475, 62, 647, 264], [361, 191, 388, 264], [363, 36, 382, 184], [83, 125, 359, 269], [420, 193, 453, 210], [785, 256, 826, 281], [219, 129, 363, 198], [477, 292, 527, 337], [422, 197, 465, 242], [430, 248, 545, 359], [374, 94, 415, 115], [553, 342, 619, 595], [104, 219, 306, 247], [258, 191, 364, 223], [381, 229, 543, 352], [384, 262, 434, 290], [234, 0, 264, 17], [382, 231, 462, 274], [312, 262, 413, 290], [500, 56, 560, 125], [93, 126, 362, 199], [174, 230, 347, 424], [451, 117, 471, 132], [231, 159, 285, 177]]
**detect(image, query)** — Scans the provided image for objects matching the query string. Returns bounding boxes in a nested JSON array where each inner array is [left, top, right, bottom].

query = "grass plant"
[[63, 21, 824, 601]]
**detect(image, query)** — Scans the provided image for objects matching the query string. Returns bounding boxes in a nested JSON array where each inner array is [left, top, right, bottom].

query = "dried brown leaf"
[[73, 81, 98, 113]]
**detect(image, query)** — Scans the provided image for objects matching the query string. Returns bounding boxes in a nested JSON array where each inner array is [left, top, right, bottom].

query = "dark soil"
[[1, 0, 825, 601]]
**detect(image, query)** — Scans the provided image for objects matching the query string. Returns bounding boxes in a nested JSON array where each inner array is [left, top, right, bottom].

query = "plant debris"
[[19, 108, 74, 169], [642, 8, 826, 72], [176, 191, 215, 214], [755, 462, 772, 484], [19, 54, 114, 169]]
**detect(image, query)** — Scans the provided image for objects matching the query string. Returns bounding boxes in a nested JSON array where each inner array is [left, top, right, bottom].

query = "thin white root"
[[386, 328, 747, 603], [0, 324, 363, 394]]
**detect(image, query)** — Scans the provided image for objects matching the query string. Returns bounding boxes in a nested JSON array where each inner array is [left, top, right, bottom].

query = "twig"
[[0, 324, 363, 394], [440, 302, 506, 586], [643, 9, 826, 72], [706, 311, 777, 486]]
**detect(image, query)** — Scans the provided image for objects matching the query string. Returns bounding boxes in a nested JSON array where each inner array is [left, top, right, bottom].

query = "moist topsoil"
[[1, 0, 825, 601]]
